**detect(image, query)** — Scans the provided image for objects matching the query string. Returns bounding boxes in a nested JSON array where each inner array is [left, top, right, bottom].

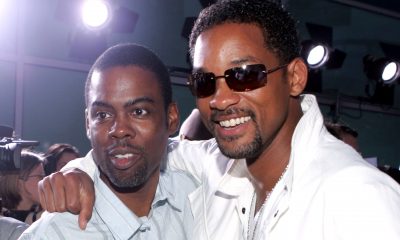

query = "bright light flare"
[[81, 0, 110, 29], [382, 61, 400, 83], [307, 45, 329, 68]]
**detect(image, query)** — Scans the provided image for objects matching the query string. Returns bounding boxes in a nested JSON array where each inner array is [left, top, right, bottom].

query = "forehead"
[[87, 65, 162, 104], [193, 23, 276, 70]]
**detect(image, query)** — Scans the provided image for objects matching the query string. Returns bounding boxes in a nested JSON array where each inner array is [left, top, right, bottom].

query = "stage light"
[[363, 55, 398, 105], [81, 0, 111, 30], [302, 41, 330, 69], [56, 1, 138, 61], [363, 55, 400, 85], [382, 61, 400, 82], [301, 23, 346, 70]]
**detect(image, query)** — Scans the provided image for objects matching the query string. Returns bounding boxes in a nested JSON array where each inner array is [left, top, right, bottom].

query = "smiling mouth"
[[219, 116, 251, 128]]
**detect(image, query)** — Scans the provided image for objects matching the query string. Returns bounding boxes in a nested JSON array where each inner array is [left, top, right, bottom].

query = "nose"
[[209, 78, 240, 110], [108, 115, 133, 139]]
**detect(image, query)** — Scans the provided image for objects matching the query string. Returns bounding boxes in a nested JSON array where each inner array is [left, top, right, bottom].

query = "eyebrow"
[[90, 97, 155, 110], [91, 101, 112, 109], [192, 56, 259, 73], [123, 97, 155, 108]]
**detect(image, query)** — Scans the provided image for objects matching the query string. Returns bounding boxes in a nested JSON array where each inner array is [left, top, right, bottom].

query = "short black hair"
[[85, 43, 172, 111], [189, 0, 300, 65]]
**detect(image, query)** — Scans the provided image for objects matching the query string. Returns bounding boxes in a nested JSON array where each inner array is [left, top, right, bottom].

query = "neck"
[[247, 99, 302, 210], [101, 167, 160, 217]]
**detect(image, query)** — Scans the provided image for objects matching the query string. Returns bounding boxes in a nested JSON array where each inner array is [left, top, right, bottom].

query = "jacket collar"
[[214, 94, 323, 200]]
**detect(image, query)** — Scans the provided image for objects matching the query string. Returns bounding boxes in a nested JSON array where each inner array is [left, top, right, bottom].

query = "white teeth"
[[114, 153, 134, 159], [219, 116, 251, 127]]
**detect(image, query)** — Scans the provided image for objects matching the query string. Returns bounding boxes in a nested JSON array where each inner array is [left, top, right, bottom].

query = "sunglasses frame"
[[187, 63, 288, 98]]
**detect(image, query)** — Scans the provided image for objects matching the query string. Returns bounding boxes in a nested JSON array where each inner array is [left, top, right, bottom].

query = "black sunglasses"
[[187, 63, 287, 98]]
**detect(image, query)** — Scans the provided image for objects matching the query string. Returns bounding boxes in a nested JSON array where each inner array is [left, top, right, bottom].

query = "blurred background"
[[0, 0, 399, 168]]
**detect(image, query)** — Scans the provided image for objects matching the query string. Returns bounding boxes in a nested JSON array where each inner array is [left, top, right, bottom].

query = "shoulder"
[[297, 131, 400, 197], [19, 212, 81, 239], [313, 140, 400, 202], [0, 217, 28, 240], [20, 211, 111, 239]]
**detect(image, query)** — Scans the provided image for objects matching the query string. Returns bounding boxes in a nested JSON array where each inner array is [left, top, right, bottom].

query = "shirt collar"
[[153, 170, 183, 212], [215, 159, 253, 197], [87, 153, 181, 239], [290, 94, 325, 179], [93, 167, 142, 239], [281, 94, 325, 196], [214, 94, 322, 200]]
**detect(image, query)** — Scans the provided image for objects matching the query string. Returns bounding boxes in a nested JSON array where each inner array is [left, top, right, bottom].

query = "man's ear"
[[287, 57, 308, 97], [85, 109, 91, 140], [167, 102, 180, 136]]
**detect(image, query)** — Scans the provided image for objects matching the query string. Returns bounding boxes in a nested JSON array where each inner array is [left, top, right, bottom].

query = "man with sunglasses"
[[38, 0, 400, 239]]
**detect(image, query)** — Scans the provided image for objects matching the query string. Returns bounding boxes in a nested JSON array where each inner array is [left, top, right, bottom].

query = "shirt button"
[[274, 210, 279, 217], [139, 224, 151, 232]]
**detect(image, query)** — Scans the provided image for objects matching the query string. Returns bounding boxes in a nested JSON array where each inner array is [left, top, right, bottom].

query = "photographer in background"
[[43, 143, 80, 176], [0, 149, 45, 224]]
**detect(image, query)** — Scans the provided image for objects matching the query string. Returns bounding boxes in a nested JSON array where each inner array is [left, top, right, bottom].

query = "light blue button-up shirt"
[[19, 152, 197, 240]]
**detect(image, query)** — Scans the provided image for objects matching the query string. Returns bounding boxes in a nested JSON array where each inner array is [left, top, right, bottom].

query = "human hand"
[[38, 168, 95, 230]]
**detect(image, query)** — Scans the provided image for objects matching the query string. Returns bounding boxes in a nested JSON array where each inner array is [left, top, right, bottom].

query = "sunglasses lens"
[[226, 64, 267, 91], [188, 64, 268, 97], [189, 73, 216, 97]]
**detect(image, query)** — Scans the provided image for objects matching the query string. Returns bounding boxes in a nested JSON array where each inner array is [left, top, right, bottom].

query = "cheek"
[[196, 98, 210, 117], [90, 127, 107, 146], [25, 180, 39, 196]]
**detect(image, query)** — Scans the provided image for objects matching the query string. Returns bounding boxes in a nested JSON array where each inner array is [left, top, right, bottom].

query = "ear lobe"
[[288, 58, 308, 97], [167, 102, 180, 136]]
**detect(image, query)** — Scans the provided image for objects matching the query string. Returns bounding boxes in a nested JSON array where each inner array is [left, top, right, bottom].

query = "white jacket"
[[168, 94, 400, 240]]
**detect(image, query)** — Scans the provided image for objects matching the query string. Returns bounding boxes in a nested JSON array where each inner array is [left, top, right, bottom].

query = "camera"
[[0, 125, 39, 171]]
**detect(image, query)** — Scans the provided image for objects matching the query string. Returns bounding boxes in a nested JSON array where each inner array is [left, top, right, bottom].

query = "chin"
[[217, 136, 262, 160]]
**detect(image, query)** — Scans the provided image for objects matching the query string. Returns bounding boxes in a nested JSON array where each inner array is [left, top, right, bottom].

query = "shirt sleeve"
[[18, 212, 60, 240]]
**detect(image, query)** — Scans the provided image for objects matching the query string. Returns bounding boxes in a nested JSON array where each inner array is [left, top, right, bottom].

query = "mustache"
[[106, 139, 144, 153]]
